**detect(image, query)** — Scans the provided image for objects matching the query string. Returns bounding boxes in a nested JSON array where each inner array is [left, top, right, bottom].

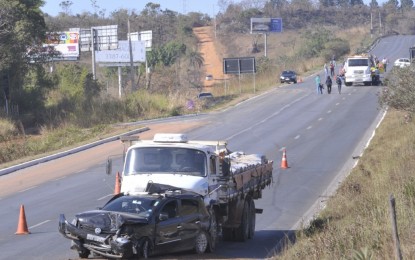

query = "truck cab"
[[344, 55, 374, 86], [120, 134, 224, 200]]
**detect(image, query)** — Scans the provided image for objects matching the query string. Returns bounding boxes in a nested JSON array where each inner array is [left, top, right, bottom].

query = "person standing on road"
[[336, 75, 342, 94], [330, 61, 335, 76], [315, 75, 322, 94], [382, 57, 388, 72], [326, 76, 332, 94], [324, 63, 328, 78]]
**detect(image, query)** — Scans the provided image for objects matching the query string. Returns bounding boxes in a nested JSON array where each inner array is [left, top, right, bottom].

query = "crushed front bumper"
[[58, 214, 134, 259]]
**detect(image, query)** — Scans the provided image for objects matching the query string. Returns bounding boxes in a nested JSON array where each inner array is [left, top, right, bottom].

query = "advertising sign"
[[95, 40, 146, 63], [129, 30, 153, 51], [223, 57, 256, 74], [250, 18, 283, 33], [44, 31, 80, 60]]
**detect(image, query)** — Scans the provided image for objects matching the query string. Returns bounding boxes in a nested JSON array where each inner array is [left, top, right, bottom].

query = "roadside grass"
[[273, 109, 415, 259]]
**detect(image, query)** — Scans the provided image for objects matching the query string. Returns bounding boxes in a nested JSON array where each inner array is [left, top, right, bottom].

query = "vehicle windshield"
[[282, 71, 295, 76], [348, 59, 370, 67], [103, 196, 159, 217], [124, 147, 207, 177]]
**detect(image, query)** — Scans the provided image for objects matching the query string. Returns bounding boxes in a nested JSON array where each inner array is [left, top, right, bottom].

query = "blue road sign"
[[270, 18, 283, 33]]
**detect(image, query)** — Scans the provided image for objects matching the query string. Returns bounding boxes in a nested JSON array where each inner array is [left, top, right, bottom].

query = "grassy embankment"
[[274, 109, 415, 259]]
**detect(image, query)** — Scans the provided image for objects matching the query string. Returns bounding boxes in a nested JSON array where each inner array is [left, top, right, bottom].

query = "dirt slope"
[[193, 26, 226, 87]]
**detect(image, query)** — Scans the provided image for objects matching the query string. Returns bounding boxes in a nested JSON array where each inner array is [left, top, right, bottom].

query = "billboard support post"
[[118, 67, 122, 98], [91, 28, 97, 80], [128, 19, 135, 91], [264, 33, 268, 57]]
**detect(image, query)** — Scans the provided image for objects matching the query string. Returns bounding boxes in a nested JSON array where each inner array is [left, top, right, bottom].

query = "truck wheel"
[[78, 250, 90, 259], [194, 231, 209, 254], [207, 209, 218, 252], [235, 201, 249, 242], [248, 199, 256, 239]]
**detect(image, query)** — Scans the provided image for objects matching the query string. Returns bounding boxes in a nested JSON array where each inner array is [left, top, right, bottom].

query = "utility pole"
[[370, 12, 373, 39]]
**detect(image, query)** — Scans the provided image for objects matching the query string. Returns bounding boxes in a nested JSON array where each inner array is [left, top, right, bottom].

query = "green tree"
[[369, 0, 379, 8], [401, 0, 414, 9], [379, 67, 415, 114], [0, 0, 47, 111], [59, 1, 73, 15]]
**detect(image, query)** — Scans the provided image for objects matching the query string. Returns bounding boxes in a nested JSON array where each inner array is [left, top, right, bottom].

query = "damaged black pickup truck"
[[59, 189, 215, 259]]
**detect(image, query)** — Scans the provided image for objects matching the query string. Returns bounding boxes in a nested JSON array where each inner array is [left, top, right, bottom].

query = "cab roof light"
[[153, 133, 188, 143]]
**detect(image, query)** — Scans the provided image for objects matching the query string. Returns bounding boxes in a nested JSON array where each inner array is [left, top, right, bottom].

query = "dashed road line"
[[19, 186, 38, 193], [98, 194, 113, 201], [29, 220, 51, 229]]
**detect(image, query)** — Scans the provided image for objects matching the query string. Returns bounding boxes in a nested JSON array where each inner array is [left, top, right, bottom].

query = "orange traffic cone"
[[114, 172, 121, 195], [281, 149, 289, 169], [15, 205, 30, 235]]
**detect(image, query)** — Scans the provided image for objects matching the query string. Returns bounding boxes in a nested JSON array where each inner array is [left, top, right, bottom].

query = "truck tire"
[[207, 208, 218, 252], [248, 199, 256, 239], [235, 201, 249, 242]]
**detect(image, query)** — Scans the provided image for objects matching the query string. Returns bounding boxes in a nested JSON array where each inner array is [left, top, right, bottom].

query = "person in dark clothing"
[[336, 75, 342, 94], [325, 76, 332, 94]]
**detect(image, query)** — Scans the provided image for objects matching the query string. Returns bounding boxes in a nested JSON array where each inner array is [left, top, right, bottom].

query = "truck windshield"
[[348, 59, 370, 67], [124, 147, 207, 177]]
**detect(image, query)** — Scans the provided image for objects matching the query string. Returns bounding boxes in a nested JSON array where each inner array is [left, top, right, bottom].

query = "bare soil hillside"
[[193, 26, 227, 87]]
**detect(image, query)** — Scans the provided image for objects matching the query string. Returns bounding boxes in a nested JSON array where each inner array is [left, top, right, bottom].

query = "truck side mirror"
[[106, 158, 112, 175]]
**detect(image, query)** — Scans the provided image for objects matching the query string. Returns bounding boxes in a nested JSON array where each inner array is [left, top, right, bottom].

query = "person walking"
[[326, 75, 332, 94], [315, 75, 323, 94], [336, 75, 342, 94], [324, 63, 328, 78], [330, 61, 335, 76]]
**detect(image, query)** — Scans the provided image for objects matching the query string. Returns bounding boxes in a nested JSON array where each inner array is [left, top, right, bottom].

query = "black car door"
[[176, 198, 204, 249], [154, 199, 183, 252]]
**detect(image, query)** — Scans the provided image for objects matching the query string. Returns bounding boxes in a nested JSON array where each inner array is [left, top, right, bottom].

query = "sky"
[[41, 0, 228, 17]]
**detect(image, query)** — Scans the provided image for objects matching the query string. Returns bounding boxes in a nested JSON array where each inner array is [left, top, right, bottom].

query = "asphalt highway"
[[0, 35, 414, 260]]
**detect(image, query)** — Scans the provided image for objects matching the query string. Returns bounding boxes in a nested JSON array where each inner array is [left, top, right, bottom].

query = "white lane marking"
[[342, 97, 346, 100], [318, 117, 323, 121], [336, 103, 340, 106], [294, 135, 300, 140], [306, 126, 312, 130], [327, 110, 332, 114], [54, 176, 67, 181], [98, 194, 114, 201], [19, 186, 38, 193], [226, 95, 310, 140], [29, 220, 51, 229]]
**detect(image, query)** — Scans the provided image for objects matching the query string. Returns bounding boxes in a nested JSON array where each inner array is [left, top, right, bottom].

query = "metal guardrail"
[[0, 127, 149, 176]]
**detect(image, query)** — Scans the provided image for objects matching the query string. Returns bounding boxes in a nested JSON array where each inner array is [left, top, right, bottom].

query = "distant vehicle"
[[343, 55, 373, 86], [394, 58, 410, 68], [59, 191, 213, 259], [280, 70, 297, 84], [197, 92, 213, 99]]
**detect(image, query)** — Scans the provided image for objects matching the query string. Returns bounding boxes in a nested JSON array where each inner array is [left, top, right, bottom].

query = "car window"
[[160, 200, 178, 219], [180, 199, 199, 216], [103, 196, 158, 216]]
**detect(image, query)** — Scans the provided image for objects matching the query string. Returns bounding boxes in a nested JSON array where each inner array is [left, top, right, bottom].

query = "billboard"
[[71, 25, 118, 52], [251, 18, 283, 34], [129, 30, 153, 51], [95, 40, 146, 64], [223, 57, 256, 74], [43, 31, 80, 61]]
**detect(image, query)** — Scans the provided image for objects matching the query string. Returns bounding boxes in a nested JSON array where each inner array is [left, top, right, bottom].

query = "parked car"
[[59, 188, 215, 259], [393, 58, 410, 68], [280, 70, 297, 84], [197, 92, 213, 99]]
